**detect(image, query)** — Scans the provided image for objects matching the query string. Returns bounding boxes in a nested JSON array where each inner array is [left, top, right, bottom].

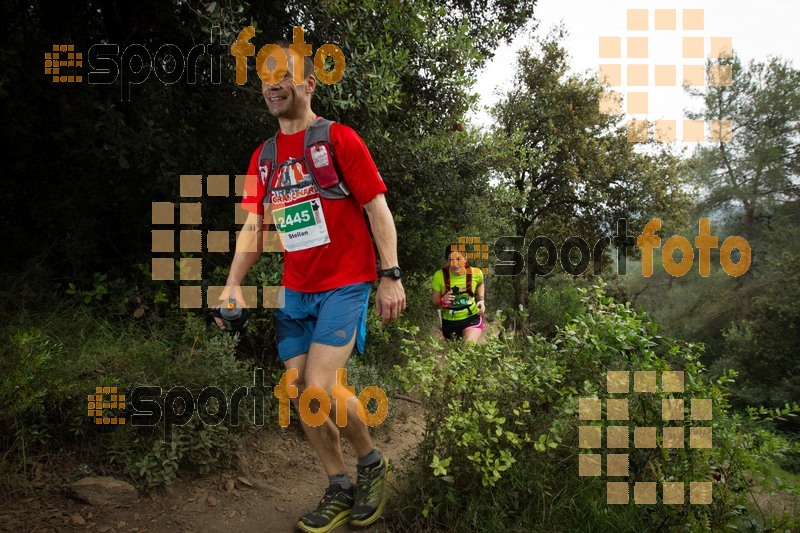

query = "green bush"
[[524, 282, 584, 337], [362, 272, 428, 370], [1, 326, 80, 473], [393, 283, 799, 532], [0, 306, 275, 492], [713, 252, 800, 416]]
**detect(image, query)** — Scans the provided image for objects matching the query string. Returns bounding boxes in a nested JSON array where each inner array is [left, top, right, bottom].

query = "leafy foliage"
[[687, 55, 800, 240], [625, 56, 800, 416], [0, 306, 272, 491], [0, 0, 536, 279], [394, 283, 799, 531], [714, 251, 800, 413], [488, 28, 691, 315]]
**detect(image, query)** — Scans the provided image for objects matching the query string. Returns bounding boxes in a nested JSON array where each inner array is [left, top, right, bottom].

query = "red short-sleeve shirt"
[[240, 121, 387, 293]]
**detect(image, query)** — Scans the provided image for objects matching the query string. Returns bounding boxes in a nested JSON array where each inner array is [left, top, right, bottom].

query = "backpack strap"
[[260, 135, 278, 204], [441, 266, 475, 296], [260, 117, 350, 203], [441, 266, 477, 314], [305, 118, 350, 199]]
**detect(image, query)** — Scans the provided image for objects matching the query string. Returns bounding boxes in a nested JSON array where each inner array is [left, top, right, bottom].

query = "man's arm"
[[219, 210, 265, 307], [363, 193, 406, 325]]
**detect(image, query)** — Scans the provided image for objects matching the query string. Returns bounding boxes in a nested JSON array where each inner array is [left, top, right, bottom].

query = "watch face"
[[383, 267, 401, 279]]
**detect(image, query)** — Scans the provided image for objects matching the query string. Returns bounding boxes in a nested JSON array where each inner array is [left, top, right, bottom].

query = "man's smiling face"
[[261, 50, 315, 118]]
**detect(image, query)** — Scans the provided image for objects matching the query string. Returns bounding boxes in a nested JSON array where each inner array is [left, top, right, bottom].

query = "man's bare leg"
[[284, 352, 346, 477], [290, 341, 357, 533], [283, 338, 374, 476], [306, 341, 374, 457], [288, 336, 388, 530]]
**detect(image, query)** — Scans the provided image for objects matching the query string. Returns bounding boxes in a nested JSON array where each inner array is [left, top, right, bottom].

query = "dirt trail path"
[[0, 399, 424, 533]]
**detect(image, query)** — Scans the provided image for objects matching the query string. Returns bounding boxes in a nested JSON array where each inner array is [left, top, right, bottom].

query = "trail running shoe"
[[350, 456, 390, 527], [296, 484, 355, 533]]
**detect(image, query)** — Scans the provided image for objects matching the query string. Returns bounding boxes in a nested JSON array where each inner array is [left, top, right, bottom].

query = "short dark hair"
[[445, 243, 463, 262]]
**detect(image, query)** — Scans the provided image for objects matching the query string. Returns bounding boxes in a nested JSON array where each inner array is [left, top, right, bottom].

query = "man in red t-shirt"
[[216, 46, 405, 532]]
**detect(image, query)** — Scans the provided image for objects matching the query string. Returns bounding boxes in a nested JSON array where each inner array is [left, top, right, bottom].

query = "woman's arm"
[[475, 281, 486, 314]]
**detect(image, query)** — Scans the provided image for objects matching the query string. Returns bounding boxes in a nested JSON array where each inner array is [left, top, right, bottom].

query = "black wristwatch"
[[378, 266, 402, 280]]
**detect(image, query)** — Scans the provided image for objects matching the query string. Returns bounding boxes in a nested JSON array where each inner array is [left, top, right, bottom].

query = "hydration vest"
[[441, 266, 475, 297], [259, 117, 350, 201]]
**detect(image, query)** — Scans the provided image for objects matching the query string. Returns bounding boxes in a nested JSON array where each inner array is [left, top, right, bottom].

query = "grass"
[[743, 464, 800, 527]]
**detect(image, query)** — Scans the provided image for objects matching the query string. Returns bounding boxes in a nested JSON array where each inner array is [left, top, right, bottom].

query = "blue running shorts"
[[275, 282, 372, 361]]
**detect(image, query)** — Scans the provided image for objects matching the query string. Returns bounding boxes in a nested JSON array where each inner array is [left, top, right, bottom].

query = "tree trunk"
[[508, 214, 532, 332], [513, 271, 529, 311], [739, 204, 756, 318]]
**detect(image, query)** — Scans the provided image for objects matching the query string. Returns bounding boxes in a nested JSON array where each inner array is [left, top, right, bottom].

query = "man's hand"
[[375, 278, 406, 325], [210, 288, 250, 330]]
